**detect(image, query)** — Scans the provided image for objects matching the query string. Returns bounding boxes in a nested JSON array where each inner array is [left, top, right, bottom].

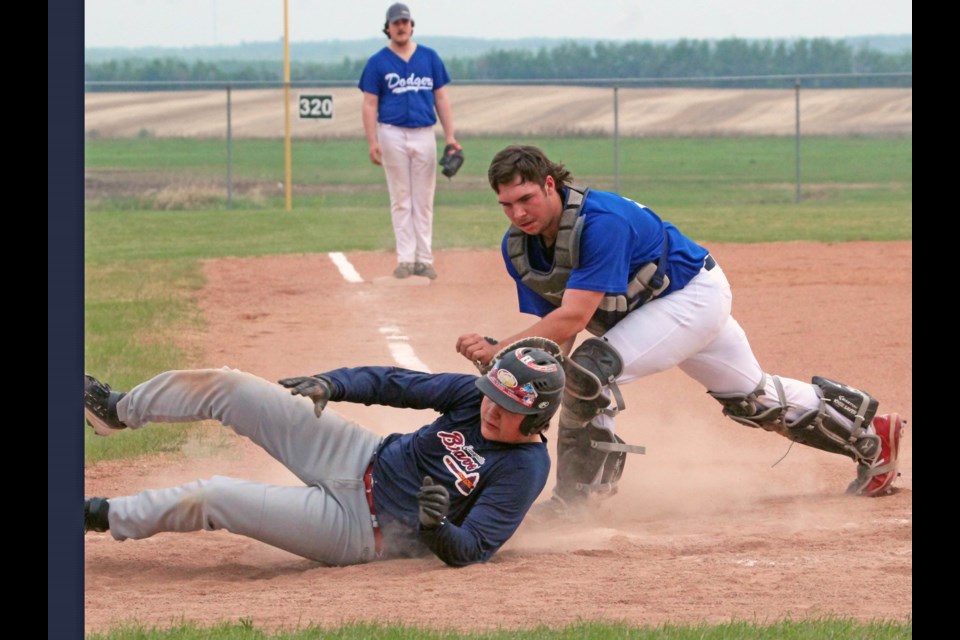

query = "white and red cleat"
[[849, 412, 905, 497]]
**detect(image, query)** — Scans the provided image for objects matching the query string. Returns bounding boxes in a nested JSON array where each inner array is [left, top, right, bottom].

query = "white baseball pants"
[[602, 263, 825, 426], [378, 123, 437, 265]]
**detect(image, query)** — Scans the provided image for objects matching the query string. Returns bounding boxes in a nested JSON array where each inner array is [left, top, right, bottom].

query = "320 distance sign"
[[298, 94, 334, 119]]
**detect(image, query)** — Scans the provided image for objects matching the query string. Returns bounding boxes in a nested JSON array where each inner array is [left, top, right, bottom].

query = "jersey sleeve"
[[429, 47, 451, 90], [416, 449, 549, 567], [320, 367, 478, 414], [358, 56, 381, 94]]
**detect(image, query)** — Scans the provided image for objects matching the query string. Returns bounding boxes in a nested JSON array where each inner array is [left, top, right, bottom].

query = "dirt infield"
[[83, 241, 912, 634]]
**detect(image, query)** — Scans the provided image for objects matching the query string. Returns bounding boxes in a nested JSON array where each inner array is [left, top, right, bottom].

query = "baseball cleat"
[[848, 412, 905, 497], [84, 497, 111, 533], [414, 262, 438, 280], [84, 374, 128, 436], [393, 262, 415, 279]]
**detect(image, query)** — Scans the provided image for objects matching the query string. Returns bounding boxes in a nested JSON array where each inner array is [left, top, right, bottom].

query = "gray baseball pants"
[[104, 367, 384, 565]]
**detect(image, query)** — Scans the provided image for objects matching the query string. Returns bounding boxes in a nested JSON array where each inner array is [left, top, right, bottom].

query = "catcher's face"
[[496, 175, 563, 243], [480, 396, 538, 443]]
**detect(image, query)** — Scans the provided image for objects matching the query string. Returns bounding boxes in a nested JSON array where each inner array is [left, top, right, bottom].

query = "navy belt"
[[704, 255, 717, 271]]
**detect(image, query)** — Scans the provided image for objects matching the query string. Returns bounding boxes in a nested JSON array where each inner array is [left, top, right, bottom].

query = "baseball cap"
[[386, 3, 412, 23]]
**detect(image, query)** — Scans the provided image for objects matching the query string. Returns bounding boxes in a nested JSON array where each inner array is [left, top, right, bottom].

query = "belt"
[[363, 461, 384, 558], [704, 254, 717, 271]]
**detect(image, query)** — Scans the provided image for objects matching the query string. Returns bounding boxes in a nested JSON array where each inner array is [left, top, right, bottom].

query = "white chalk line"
[[327, 252, 364, 283], [379, 326, 432, 373], [327, 253, 432, 372]]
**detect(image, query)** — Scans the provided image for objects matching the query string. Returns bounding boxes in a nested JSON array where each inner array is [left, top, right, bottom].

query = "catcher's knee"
[[560, 337, 626, 426], [564, 337, 624, 399], [709, 374, 880, 462]]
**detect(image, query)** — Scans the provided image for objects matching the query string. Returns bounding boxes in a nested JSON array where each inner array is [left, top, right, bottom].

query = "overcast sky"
[[84, 0, 912, 49]]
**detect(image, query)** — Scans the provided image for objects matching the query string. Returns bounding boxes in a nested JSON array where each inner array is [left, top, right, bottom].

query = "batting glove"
[[417, 476, 450, 529], [278, 376, 332, 418]]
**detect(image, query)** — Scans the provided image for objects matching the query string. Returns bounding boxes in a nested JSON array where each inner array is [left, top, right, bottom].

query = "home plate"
[[371, 275, 432, 286]]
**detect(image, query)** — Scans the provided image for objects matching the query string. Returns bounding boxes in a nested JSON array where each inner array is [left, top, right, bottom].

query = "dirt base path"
[[83, 242, 912, 634]]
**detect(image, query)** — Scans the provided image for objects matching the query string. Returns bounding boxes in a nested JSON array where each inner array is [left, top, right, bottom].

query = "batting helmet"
[[475, 347, 566, 435]]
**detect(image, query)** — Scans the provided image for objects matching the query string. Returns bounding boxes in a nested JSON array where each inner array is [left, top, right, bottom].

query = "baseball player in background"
[[359, 3, 460, 280], [456, 144, 905, 522], [83, 345, 563, 567]]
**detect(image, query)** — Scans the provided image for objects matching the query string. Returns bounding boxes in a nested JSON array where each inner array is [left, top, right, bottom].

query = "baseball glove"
[[439, 143, 464, 179], [477, 336, 564, 374]]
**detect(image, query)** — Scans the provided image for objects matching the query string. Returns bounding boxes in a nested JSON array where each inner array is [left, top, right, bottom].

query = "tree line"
[[85, 38, 912, 89]]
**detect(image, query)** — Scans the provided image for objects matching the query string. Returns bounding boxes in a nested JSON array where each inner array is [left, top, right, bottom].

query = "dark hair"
[[487, 145, 574, 193], [382, 19, 414, 37]]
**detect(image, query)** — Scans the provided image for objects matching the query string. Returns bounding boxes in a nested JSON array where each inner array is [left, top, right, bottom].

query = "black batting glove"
[[278, 376, 332, 418], [417, 476, 450, 529]]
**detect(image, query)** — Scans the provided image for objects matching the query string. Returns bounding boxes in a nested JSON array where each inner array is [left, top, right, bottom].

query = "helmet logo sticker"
[[516, 349, 559, 373], [496, 368, 518, 387]]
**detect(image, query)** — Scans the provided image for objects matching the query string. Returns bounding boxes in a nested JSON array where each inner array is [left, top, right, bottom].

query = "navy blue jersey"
[[358, 45, 451, 128], [504, 188, 709, 318], [319, 366, 550, 567]]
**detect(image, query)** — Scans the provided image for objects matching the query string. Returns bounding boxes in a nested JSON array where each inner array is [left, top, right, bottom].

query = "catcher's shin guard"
[[553, 414, 646, 503], [553, 337, 643, 502], [709, 374, 881, 462]]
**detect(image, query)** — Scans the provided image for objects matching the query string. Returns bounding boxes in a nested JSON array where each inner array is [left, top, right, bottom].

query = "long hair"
[[487, 145, 574, 192], [382, 20, 414, 37]]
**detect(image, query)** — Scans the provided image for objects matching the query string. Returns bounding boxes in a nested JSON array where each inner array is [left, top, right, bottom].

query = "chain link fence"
[[84, 73, 912, 208]]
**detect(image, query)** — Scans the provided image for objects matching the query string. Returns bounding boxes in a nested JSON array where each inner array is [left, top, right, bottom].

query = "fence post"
[[226, 84, 233, 209], [613, 85, 621, 193], [794, 78, 801, 204]]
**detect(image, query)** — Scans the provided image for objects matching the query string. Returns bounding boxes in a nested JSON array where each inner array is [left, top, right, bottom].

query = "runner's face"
[[496, 175, 561, 241], [479, 396, 529, 443]]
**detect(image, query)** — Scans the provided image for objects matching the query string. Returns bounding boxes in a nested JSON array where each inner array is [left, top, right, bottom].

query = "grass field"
[[83, 135, 912, 639], [86, 618, 913, 639]]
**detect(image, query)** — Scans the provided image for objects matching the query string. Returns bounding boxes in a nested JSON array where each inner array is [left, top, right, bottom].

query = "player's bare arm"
[[457, 289, 602, 366], [361, 92, 382, 165], [433, 86, 457, 147]]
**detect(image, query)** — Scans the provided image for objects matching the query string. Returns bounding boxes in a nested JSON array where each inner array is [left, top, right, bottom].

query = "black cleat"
[[84, 497, 111, 533], [84, 374, 127, 436]]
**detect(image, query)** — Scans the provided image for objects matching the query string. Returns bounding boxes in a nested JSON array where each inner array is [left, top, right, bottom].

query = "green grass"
[[86, 618, 912, 640]]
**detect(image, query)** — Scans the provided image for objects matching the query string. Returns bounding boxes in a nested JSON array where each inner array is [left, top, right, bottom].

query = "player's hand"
[[368, 143, 383, 166], [417, 476, 450, 529], [278, 376, 331, 418], [456, 334, 499, 372]]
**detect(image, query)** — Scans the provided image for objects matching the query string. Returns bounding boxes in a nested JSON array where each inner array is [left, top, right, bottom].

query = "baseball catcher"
[[440, 143, 464, 179], [457, 144, 906, 525]]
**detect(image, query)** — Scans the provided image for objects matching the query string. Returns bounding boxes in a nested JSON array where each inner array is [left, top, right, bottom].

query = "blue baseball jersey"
[[358, 45, 451, 128], [504, 188, 710, 318], [319, 366, 550, 567]]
